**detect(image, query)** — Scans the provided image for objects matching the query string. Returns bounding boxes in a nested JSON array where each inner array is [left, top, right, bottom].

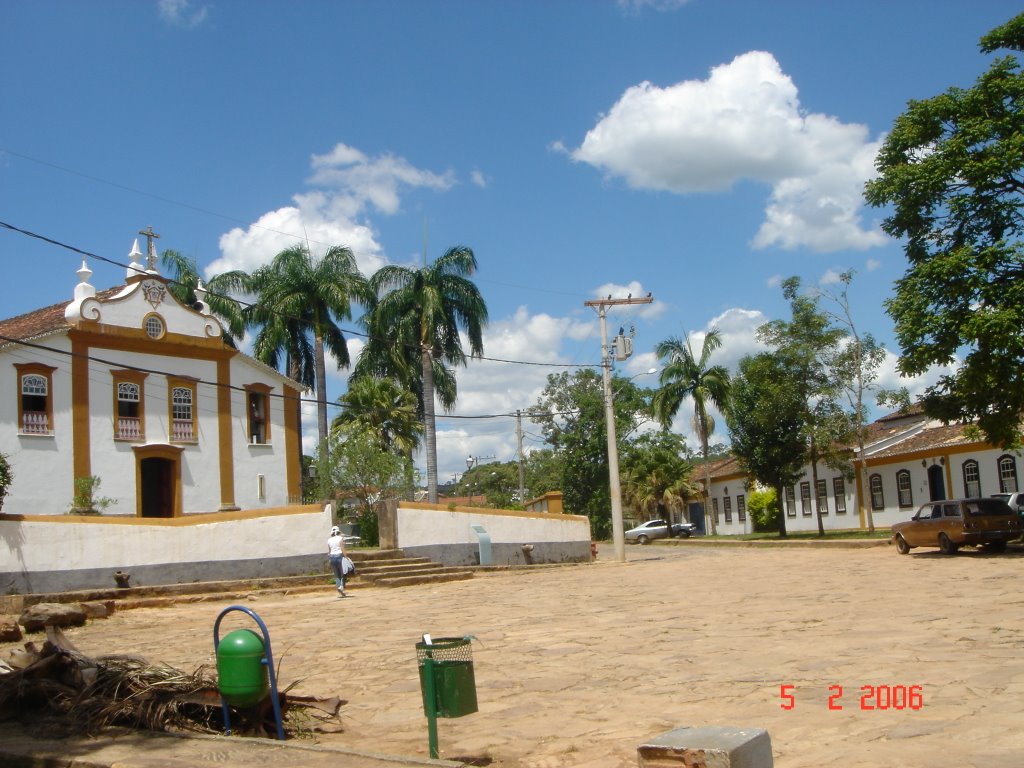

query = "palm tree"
[[332, 376, 424, 457], [366, 246, 488, 503], [245, 244, 372, 446], [621, 432, 698, 523], [653, 328, 731, 534], [160, 249, 247, 346]]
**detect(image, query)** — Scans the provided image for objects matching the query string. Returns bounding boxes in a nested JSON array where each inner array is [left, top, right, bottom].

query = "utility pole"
[[584, 293, 654, 562], [516, 409, 526, 503]]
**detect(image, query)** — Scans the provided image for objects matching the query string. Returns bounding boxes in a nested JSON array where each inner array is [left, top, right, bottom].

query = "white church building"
[[0, 232, 330, 593]]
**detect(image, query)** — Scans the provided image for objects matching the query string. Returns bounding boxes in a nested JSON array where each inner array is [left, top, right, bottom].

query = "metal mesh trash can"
[[416, 636, 478, 718]]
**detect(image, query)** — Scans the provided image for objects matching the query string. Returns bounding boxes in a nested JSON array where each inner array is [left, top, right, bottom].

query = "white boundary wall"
[[391, 502, 592, 566], [0, 504, 333, 594]]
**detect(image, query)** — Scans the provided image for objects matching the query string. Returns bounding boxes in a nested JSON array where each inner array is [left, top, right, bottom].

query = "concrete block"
[[638, 726, 772, 768]]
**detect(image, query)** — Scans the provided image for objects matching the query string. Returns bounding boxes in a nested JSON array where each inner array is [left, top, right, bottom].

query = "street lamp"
[[466, 456, 478, 504], [604, 365, 659, 563]]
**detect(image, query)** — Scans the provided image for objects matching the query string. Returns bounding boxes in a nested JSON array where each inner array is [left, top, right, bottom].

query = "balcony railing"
[[171, 419, 195, 442], [116, 416, 143, 440], [21, 411, 50, 434]]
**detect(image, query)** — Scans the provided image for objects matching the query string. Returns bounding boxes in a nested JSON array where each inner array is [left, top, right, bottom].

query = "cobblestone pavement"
[[5, 543, 1024, 768]]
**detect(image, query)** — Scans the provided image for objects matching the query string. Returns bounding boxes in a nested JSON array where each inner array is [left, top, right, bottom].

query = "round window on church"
[[144, 314, 165, 339]]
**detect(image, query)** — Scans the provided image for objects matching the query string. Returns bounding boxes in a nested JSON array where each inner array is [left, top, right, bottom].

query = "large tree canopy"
[[865, 13, 1024, 447], [365, 246, 487, 503], [652, 329, 730, 534], [726, 352, 807, 538], [528, 369, 652, 538]]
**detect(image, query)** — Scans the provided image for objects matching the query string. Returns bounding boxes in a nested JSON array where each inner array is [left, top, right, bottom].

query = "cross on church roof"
[[139, 225, 161, 270]]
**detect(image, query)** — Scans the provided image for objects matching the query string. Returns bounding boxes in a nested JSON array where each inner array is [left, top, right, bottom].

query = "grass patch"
[[708, 529, 891, 541]]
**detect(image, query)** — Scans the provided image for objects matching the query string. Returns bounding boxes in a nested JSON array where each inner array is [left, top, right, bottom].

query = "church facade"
[[0, 234, 304, 519]]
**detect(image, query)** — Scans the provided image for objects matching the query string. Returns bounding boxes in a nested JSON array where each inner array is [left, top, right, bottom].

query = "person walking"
[[328, 525, 349, 597]]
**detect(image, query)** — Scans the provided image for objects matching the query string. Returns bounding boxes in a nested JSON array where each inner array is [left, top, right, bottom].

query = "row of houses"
[[695, 408, 1022, 535], [2, 231, 1021, 541]]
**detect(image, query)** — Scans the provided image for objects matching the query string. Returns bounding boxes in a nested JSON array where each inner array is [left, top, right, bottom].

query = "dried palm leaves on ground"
[[0, 627, 343, 738]]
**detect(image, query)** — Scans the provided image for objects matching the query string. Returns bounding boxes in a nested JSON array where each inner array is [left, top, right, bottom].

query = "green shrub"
[[0, 452, 11, 511], [69, 475, 116, 515], [748, 488, 780, 532]]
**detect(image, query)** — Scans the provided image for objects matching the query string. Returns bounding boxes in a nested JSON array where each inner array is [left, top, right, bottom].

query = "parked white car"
[[993, 492, 1024, 519], [625, 519, 696, 544]]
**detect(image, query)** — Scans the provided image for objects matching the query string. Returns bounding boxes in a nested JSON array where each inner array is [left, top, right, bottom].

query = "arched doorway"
[[132, 445, 183, 517], [927, 464, 946, 502]]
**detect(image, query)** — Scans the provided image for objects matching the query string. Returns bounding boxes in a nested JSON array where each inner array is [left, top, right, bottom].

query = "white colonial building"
[[0, 237, 305, 517], [698, 408, 1023, 535]]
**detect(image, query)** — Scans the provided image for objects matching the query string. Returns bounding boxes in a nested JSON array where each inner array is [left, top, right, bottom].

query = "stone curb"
[[0, 723, 463, 768], [653, 537, 891, 548]]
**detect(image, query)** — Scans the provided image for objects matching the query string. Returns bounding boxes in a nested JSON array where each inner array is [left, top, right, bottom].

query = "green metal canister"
[[416, 636, 478, 718], [216, 628, 269, 706]]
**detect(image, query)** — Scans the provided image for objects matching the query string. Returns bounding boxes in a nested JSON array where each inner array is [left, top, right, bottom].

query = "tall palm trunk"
[[421, 345, 439, 503], [314, 331, 329, 446], [697, 408, 717, 536], [701, 439, 716, 536]]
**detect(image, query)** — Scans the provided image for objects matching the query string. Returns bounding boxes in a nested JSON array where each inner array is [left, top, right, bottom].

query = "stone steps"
[[1, 549, 473, 614], [348, 551, 474, 588]]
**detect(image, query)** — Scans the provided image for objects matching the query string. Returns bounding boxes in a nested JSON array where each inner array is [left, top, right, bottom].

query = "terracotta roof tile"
[[0, 287, 124, 344], [870, 422, 978, 458]]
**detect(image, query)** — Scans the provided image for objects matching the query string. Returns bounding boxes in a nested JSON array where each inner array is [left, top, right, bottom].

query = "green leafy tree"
[[458, 461, 522, 509], [818, 270, 891, 532], [653, 329, 731, 534], [0, 451, 12, 512], [864, 13, 1024, 448], [528, 369, 651, 538], [332, 376, 423, 457], [747, 487, 779, 533], [620, 431, 697, 523], [758, 278, 852, 536], [523, 448, 563, 501], [366, 246, 488, 503], [727, 353, 807, 537], [316, 427, 414, 546], [246, 245, 372, 447]]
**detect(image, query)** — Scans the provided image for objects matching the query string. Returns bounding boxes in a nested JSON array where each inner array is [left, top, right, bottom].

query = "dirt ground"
[[8, 543, 1024, 768]]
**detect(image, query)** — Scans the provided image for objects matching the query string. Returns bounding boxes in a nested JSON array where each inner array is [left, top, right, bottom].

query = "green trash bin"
[[416, 636, 478, 718]]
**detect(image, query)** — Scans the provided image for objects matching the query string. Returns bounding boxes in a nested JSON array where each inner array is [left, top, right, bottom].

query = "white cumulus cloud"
[[572, 51, 885, 253], [157, 0, 208, 28], [208, 144, 453, 278]]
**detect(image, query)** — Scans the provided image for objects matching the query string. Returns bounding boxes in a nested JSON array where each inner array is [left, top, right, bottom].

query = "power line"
[[0, 219, 591, 371], [0, 332, 579, 423]]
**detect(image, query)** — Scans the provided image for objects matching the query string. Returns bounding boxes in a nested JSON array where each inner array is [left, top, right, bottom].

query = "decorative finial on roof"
[[65, 257, 97, 322], [138, 225, 161, 272], [195, 278, 211, 314], [127, 238, 146, 279], [77, 259, 93, 285]]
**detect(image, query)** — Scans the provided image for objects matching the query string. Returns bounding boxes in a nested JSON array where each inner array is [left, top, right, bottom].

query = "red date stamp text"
[[779, 684, 923, 711]]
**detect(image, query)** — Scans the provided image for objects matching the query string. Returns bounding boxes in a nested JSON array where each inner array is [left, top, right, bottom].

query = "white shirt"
[[327, 534, 345, 557]]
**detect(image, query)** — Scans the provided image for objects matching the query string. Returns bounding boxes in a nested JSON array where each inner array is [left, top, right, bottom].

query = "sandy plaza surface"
[[10, 543, 1024, 768]]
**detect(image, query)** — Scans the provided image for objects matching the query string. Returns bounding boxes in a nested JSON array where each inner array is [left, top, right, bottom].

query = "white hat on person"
[[330, 526, 340, 535]]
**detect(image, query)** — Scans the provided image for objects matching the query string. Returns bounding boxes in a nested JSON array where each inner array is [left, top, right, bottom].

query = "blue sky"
[[1, 1, 1017, 483]]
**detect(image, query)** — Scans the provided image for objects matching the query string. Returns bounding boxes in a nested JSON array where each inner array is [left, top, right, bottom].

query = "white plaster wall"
[[396, 505, 591, 548], [228, 356, 293, 508], [1, 505, 331, 576], [100, 283, 218, 338], [1, 335, 75, 514], [81, 349, 224, 515]]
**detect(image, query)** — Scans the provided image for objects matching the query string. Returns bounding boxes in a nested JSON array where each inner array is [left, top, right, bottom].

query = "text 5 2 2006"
[[780, 684, 923, 711]]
